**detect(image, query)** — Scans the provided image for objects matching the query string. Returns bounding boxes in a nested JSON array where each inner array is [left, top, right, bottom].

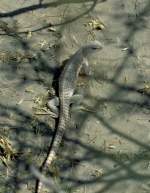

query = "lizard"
[[36, 40, 103, 193]]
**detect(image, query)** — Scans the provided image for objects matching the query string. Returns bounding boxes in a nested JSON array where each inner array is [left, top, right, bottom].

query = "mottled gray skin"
[[36, 41, 103, 193]]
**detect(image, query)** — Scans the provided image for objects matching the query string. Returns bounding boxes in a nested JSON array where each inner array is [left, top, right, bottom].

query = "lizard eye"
[[92, 47, 98, 50]]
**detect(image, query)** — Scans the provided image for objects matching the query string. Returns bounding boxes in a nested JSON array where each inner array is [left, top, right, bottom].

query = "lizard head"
[[82, 40, 103, 56]]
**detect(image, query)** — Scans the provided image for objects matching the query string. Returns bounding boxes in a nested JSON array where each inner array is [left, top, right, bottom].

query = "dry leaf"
[[27, 31, 32, 39], [0, 135, 15, 167], [39, 40, 47, 48], [17, 98, 24, 105], [122, 47, 129, 51], [86, 19, 105, 30], [48, 27, 56, 32], [25, 87, 34, 93]]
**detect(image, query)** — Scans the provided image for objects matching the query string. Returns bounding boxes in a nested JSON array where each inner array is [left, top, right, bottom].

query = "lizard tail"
[[35, 103, 69, 193], [35, 129, 64, 193]]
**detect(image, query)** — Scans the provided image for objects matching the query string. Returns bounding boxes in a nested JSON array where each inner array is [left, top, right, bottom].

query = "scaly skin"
[[36, 41, 103, 193]]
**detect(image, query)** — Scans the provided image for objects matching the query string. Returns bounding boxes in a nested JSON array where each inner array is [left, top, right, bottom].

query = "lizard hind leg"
[[47, 94, 84, 117], [70, 94, 84, 112], [70, 94, 83, 104], [47, 97, 59, 118]]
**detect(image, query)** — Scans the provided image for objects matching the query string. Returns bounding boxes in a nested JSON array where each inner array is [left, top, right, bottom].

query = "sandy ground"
[[0, 0, 150, 193]]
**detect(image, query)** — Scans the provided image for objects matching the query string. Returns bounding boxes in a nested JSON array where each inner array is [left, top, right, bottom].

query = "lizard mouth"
[[92, 47, 100, 50]]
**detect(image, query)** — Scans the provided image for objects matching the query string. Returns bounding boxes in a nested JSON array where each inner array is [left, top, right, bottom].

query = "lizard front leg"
[[81, 57, 91, 75]]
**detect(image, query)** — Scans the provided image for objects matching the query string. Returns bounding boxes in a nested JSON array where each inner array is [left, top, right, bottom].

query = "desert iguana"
[[36, 40, 103, 193]]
